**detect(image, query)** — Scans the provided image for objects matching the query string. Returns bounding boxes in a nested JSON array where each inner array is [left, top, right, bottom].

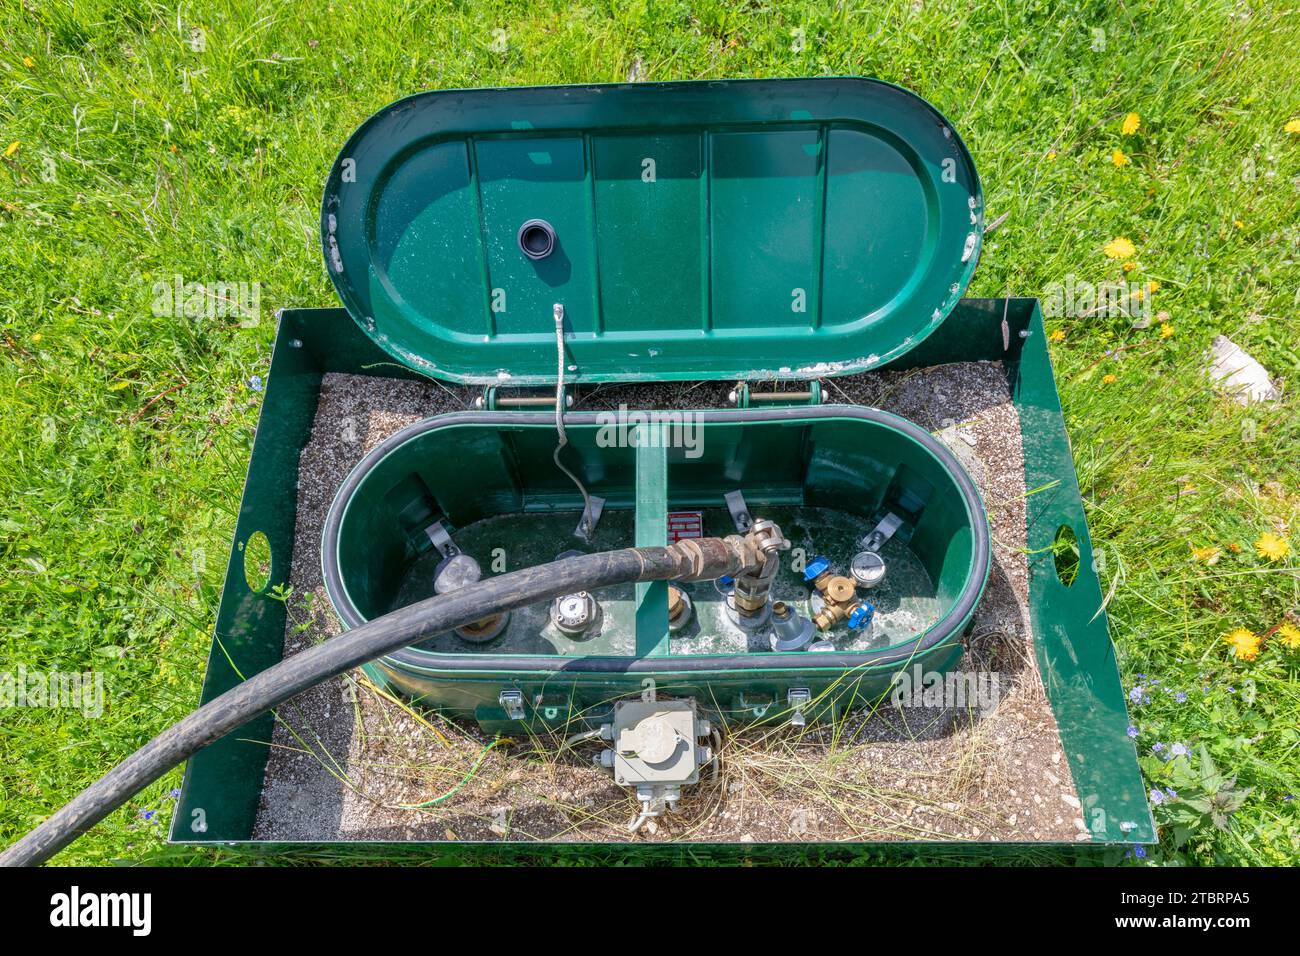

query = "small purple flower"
[[1165, 788, 1178, 799], [1135, 846, 1147, 858], [1283, 794, 1294, 802], [1228, 686, 1236, 694], [1169, 743, 1188, 758], [170, 788, 181, 799], [1137, 673, 1146, 680], [140, 809, 155, 821], [1175, 691, 1188, 703], [1129, 686, 1144, 702], [248, 375, 264, 392], [1151, 742, 1165, 753], [1150, 789, 1165, 805], [1127, 726, 1139, 738]]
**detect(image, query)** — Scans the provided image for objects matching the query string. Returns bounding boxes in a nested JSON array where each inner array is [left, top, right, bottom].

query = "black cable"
[[0, 538, 751, 867]]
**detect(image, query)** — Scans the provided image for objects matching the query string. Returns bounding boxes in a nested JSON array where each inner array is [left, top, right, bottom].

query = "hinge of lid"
[[476, 385, 575, 411], [729, 381, 823, 408]]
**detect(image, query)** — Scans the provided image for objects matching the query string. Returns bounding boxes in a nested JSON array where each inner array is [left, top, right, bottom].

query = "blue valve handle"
[[802, 556, 831, 582], [847, 603, 875, 630]]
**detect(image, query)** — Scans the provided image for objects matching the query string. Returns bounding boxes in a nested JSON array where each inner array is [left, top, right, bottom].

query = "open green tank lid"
[[321, 78, 983, 385]]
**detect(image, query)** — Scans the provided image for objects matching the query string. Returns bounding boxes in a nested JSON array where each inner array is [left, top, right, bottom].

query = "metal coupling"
[[730, 518, 790, 618]]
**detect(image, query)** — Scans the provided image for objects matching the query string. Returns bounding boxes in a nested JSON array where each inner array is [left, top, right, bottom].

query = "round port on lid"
[[517, 218, 556, 260]]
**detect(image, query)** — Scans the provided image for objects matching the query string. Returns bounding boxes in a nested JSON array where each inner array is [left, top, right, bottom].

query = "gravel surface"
[[252, 365, 1086, 843]]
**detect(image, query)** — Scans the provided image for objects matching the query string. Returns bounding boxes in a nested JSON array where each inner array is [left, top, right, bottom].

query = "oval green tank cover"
[[322, 78, 983, 384]]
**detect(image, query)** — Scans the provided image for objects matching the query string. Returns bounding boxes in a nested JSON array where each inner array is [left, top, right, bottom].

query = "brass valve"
[[810, 571, 862, 631]]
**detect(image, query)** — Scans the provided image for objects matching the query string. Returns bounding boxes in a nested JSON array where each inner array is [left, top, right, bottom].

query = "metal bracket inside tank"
[[724, 490, 753, 532], [574, 495, 605, 540], [859, 512, 904, 553], [424, 520, 460, 559]]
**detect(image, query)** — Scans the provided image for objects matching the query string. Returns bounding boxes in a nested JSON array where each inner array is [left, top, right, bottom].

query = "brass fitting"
[[666, 586, 694, 631], [730, 518, 790, 619], [811, 572, 861, 631], [659, 519, 789, 622]]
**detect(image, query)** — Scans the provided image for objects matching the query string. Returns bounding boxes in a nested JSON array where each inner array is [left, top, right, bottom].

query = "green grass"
[[1, 0, 1297, 865]]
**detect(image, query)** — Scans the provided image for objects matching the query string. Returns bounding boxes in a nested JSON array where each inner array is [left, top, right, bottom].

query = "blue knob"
[[718, 575, 734, 586], [803, 556, 831, 582], [848, 604, 875, 630]]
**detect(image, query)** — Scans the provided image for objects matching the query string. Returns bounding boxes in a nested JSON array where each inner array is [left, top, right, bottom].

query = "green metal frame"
[[169, 300, 1155, 851]]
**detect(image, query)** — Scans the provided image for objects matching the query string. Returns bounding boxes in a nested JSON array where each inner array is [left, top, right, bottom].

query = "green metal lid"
[[321, 78, 983, 385]]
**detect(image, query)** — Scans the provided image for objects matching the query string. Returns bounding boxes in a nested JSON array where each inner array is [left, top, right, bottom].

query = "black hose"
[[0, 538, 752, 867]]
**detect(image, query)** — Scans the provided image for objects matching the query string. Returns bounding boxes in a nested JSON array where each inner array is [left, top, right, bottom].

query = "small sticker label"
[[667, 512, 703, 543]]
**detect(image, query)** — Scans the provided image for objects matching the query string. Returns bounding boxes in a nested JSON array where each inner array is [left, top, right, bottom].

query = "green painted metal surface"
[[324, 413, 983, 635], [322, 78, 982, 384], [633, 428, 670, 659], [317, 408, 987, 731], [171, 302, 1155, 849]]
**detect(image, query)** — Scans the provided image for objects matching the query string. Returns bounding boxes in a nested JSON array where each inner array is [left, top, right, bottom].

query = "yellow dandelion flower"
[[1255, 532, 1290, 562], [1122, 112, 1141, 135], [1224, 627, 1260, 661], [1122, 261, 1137, 273], [1112, 148, 1130, 167], [1234, 220, 1244, 230], [1160, 322, 1174, 338], [1286, 119, 1300, 134], [1048, 329, 1066, 344], [1046, 150, 1057, 161], [1146, 281, 1160, 294], [1227, 542, 1242, 553], [1102, 373, 1117, 385], [22, 56, 34, 68], [30, 332, 42, 344], [3, 141, 19, 158], [1104, 237, 1137, 260], [1278, 623, 1300, 650], [1191, 545, 1221, 565]]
